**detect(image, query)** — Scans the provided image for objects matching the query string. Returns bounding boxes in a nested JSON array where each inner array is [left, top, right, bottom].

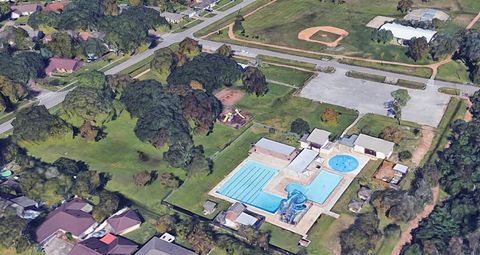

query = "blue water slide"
[[279, 190, 307, 224]]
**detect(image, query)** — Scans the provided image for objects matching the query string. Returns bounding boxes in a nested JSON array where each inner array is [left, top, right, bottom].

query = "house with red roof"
[[34, 198, 97, 244], [10, 3, 39, 19], [69, 233, 138, 255], [43, 2, 68, 12], [106, 209, 142, 236], [45, 57, 83, 76]]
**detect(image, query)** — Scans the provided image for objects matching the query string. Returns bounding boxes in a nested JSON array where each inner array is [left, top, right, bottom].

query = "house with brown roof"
[[43, 2, 68, 12], [69, 233, 138, 255], [105, 209, 142, 236], [45, 57, 83, 76], [34, 198, 97, 244], [10, 3, 39, 19]]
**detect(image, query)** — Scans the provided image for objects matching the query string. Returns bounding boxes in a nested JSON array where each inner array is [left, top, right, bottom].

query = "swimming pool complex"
[[328, 154, 359, 172], [217, 160, 344, 213]]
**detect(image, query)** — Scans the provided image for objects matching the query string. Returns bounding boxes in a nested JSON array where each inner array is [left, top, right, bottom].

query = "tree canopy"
[[242, 66, 268, 96], [407, 37, 429, 61], [12, 105, 72, 142], [290, 118, 310, 136], [76, 70, 107, 89], [167, 53, 242, 93], [62, 87, 115, 126], [182, 90, 222, 133]]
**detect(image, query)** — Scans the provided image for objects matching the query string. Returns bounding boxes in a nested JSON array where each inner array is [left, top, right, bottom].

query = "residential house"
[[10, 3, 39, 19], [105, 209, 142, 236], [43, 2, 68, 12], [379, 23, 437, 44], [10, 196, 42, 219], [78, 31, 106, 41], [135, 236, 197, 255], [353, 134, 394, 159], [202, 200, 217, 215], [69, 233, 138, 255], [252, 138, 298, 161], [160, 12, 185, 24], [300, 128, 332, 153], [357, 187, 372, 201], [34, 198, 97, 244], [180, 9, 196, 18], [193, 0, 219, 11], [45, 57, 83, 76]]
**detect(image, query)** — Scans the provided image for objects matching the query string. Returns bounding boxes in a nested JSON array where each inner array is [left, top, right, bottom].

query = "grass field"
[[0, 247, 42, 255], [436, 61, 471, 84], [339, 59, 433, 78], [260, 223, 302, 253], [20, 112, 184, 213], [259, 64, 314, 86], [438, 87, 461, 96]]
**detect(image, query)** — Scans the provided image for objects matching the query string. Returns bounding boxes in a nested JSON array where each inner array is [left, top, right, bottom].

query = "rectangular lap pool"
[[286, 171, 343, 204], [217, 160, 283, 213]]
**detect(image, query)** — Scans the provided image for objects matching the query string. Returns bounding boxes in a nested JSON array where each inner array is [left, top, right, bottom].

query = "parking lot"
[[299, 69, 451, 127]]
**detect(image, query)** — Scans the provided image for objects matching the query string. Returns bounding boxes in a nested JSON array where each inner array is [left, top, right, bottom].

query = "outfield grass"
[[20, 112, 185, 213], [236, 84, 358, 138], [436, 61, 471, 84]]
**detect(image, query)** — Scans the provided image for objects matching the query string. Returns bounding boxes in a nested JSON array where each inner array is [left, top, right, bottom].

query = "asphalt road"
[[1, 0, 478, 134]]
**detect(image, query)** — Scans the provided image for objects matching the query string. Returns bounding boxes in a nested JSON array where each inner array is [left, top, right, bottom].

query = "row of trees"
[[403, 91, 480, 254]]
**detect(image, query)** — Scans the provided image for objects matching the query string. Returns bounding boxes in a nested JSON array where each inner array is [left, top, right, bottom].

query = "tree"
[[380, 126, 402, 143], [151, 47, 175, 81], [27, 11, 59, 29], [74, 170, 106, 197], [12, 105, 72, 142], [242, 66, 268, 96], [397, 0, 413, 13], [76, 70, 107, 89], [53, 157, 88, 176], [340, 211, 381, 255], [0, 52, 47, 84], [45, 32, 77, 58], [155, 214, 177, 233], [92, 190, 120, 221], [177, 37, 201, 60], [84, 38, 109, 58], [62, 87, 115, 126], [102, 0, 119, 16], [0, 95, 6, 113], [106, 74, 132, 95], [321, 107, 338, 124], [128, 0, 143, 6], [186, 223, 215, 255], [216, 44, 232, 57], [167, 53, 243, 93], [399, 150, 412, 160], [182, 90, 222, 133], [2, 26, 33, 50], [290, 118, 310, 136], [430, 33, 458, 60], [407, 37, 429, 61], [0, 75, 28, 104], [0, 214, 32, 252], [0, 2, 10, 20], [233, 14, 244, 34], [392, 89, 410, 106], [159, 172, 181, 188], [121, 80, 174, 118], [371, 29, 394, 44], [132, 170, 157, 186]]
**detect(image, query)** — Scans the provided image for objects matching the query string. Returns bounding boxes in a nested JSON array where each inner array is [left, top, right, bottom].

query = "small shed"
[[252, 138, 297, 161], [203, 200, 217, 215], [393, 164, 409, 175], [357, 187, 372, 201], [300, 128, 331, 151], [348, 200, 364, 213], [353, 134, 395, 159]]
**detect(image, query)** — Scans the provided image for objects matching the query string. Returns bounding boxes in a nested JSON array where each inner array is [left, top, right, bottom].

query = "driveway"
[[299, 68, 451, 127]]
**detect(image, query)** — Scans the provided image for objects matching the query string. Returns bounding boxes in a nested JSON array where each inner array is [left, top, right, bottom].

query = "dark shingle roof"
[[135, 237, 197, 255], [69, 234, 138, 255], [106, 210, 142, 235]]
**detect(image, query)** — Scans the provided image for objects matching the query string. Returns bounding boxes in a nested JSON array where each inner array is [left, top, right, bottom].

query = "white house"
[[300, 128, 332, 153], [180, 8, 197, 18], [379, 23, 437, 43], [353, 134, 394, 159], [160, 12, 185, 24]]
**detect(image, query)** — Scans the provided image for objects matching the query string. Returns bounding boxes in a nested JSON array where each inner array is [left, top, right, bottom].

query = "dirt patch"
[[410, 126, 435, 166], [215, 88, 245, 106], [298, 26, 349, 47], [392, 186, 439, 255]]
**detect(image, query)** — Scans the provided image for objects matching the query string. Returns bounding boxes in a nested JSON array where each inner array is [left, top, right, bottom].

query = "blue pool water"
[[217, 160, 283, 213], [285, 171, 343, 204], [328, 154, 359, 172]]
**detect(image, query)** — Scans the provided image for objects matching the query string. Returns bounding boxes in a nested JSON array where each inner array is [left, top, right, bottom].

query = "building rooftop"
[[160, 12, 185, 21], [379, 23, 437, 42], [393, 164, 409, 174], [45, 57, 83, 75], [202, 200, 217, 213], [236, 212, 258, 226], [255, 138, 296, 156], [11, 3, 39, 13], [339, 134, 358, 147], [354, 134, 395, 156], [135, 236, 197, 255], [69, 234, 138, 255], [287, 149, 318, 173], [306, 128, 331, 146], [10, 196, 37, 208], [107, 210, 142, 235], [404, 8, 449, 22]]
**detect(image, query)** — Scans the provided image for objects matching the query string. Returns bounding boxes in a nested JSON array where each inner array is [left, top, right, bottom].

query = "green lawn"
[[193, 123, 247, 157], [0, 247, 42, 255], [215, 0, 243, 11], [259, 64, 314, 86], [339, 59, 433, 78], [235, 84, 358, 138], [305, 214, 355, 255], [20, 112, 186, 213], [257, 55, 317, 71], [260, 223, 302, 254], [436, 61, 471, 84]]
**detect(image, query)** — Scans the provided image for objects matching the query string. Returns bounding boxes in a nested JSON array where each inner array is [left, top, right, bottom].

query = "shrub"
[[321, 108, 338, 124], [290, 118, 310, 135], [399, 150, 412, 161]]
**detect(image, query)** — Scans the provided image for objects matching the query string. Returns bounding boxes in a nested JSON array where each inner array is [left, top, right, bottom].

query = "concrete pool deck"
[[209, 143, 372, 236]]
